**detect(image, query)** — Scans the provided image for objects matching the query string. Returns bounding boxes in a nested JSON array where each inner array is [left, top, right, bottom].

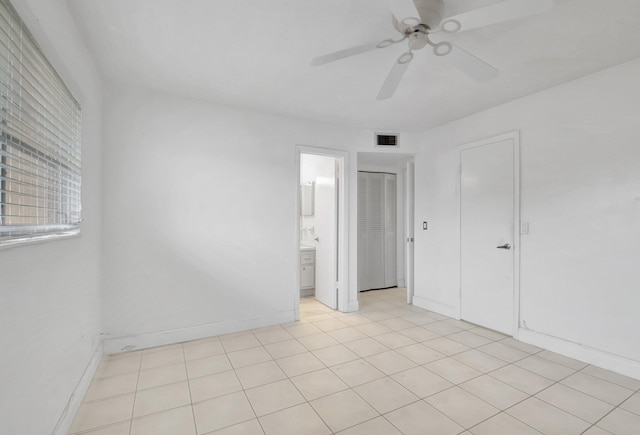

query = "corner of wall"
[[102, 310, 296, 354], [518, 328, 640, 380], [52, 342, 103, 435]]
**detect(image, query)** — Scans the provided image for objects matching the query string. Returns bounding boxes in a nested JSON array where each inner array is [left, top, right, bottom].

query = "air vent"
[[375, 133, 399, 148]]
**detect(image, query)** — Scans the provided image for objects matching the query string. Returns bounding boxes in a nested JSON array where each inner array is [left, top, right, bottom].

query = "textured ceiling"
[[68, 0, 640, 132]]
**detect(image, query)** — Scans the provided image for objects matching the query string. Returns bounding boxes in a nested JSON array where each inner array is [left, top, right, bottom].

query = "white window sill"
[[0, 230, 81, 251]]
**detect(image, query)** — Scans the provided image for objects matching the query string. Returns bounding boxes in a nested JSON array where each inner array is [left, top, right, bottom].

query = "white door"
[[358, 172, 384, 291], [314, 156, 338, 309], [461, 138, 517, 335]]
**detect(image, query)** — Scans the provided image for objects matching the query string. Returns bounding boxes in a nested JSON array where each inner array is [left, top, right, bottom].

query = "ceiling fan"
[[310, 0, 553, 100]]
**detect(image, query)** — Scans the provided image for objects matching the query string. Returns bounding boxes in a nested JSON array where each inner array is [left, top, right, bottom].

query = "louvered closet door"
[[358, 172, 396, 291], [357, 172, 369, 291]]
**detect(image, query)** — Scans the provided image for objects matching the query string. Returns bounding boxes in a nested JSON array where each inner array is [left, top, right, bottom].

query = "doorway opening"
[[358, 171, 398, 292], [295, 147, 348, 319], [357, 152, 415, 304]]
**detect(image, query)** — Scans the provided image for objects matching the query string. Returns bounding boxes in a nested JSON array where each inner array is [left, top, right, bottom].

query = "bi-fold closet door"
[[358, 171, 397, 291]]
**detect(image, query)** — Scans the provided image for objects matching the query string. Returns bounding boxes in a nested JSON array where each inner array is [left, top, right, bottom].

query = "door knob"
[[496, 243, 511, 250], [314, 237, 319, 241]]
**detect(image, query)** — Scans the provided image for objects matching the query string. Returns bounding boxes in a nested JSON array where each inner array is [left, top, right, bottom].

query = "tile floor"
[[69, 288, 640, 434]]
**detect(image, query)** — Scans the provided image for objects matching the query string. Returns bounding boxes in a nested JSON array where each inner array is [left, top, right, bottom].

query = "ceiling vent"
[[375, 132, 399, 148]]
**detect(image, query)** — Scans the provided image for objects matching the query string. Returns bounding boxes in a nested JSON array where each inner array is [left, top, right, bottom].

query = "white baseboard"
[[397, 279, 406, 288], [52, 342, 103, 435], [300, 288, 314, 298], [103, 311, 296, 354], [412, 295, 459, 319], [518, 328, 640, 380]]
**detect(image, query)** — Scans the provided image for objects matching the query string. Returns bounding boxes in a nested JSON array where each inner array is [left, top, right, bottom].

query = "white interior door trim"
[[458, 131, 521, 337], [295, 146, 350, 318], [406, 161, 415, 304]]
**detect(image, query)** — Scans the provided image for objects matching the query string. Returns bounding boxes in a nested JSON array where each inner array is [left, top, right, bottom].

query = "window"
[[0, 0, 82, 244]]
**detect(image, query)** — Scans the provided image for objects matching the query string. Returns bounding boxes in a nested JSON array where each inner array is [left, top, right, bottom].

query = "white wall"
[[0, 1, 104, 434], [101, 86, 421, 352], [414, 59, 640, 377]]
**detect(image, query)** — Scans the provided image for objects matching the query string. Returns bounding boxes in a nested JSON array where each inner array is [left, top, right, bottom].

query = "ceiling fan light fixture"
[[441, 18, 462, 33], [401, 17, 421, 26], [432, 41, 452, 56], [398, 52, 414, 64]]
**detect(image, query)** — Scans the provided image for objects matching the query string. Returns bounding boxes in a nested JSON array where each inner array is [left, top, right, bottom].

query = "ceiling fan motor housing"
[[408, 31, 429, 50]]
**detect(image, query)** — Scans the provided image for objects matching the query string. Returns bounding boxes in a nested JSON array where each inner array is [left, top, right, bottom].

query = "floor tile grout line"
[[349, 375, 422, 416], [276, 360, 337, 434], [380, 412, 409, 435], [225, 329, 420, 431], [127, 342, 420, 416], [227, 355, 267, 435], [180, 343, 199, 435], [549, 372, 635, 410], [576, 363, 640, 390], [368, 288, 637, 432], [464, 407, 543, 435], [127, 348, 143, 435], [442, 328, 633, 430], [70, 421, 132, 435], [399, 338, 575, 433], [461, 385, 542, 434], [576, 387, 638, 435], [465, 358, 609, 434], [535, 351, 589, 371], [413, 372, 517, 430], [415, 395, 472, 433], [122, 404, 198, 427], [333, 414, 389, 435]]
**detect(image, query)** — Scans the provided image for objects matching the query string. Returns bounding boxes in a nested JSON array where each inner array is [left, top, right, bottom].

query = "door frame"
[[458, 131, 521, 337], [406, 161, 415, 304], [355, 154, 415, 300], [295, 146, 350, 319]]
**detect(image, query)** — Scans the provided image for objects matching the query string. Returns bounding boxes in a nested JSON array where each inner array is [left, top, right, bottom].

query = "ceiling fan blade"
[[310, 36, 406, 67], [441, 0, 553, 33], [310, 42, 381, 66], [383, 0, 421, 26], [440, 44, 498, 82], [377, 52, 414, 100]]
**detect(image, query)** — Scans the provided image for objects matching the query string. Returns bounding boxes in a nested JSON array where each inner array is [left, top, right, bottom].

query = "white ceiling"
[[68, 0, 640, 132]]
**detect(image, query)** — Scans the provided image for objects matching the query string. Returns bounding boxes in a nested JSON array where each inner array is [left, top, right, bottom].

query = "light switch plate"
[[521, 221, 529, 235], [423, 221, 428, 230]]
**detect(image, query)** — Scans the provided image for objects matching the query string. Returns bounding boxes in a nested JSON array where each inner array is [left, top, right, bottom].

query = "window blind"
[[0, 0, 82, 241]]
